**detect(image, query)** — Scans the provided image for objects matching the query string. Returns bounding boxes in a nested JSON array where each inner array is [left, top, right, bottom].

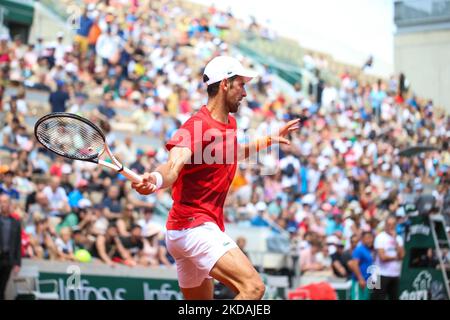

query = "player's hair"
[[206, 75, 238, 98]]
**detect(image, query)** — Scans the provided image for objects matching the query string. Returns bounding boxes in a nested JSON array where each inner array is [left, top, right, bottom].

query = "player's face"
[[225, 76, 247, 113]]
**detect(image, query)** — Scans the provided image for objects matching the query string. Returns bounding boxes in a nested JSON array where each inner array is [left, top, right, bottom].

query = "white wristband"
[[150, 171, 163, 189]]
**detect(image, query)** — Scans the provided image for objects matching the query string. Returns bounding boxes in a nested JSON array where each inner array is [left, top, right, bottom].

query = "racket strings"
[[36, 116, 104, 160]]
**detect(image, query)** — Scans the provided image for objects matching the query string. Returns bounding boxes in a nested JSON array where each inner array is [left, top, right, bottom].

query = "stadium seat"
[[13, 266, 59, 300]]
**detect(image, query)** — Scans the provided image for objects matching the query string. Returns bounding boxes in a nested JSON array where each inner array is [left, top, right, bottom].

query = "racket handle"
[[120, 167, 143, 183]]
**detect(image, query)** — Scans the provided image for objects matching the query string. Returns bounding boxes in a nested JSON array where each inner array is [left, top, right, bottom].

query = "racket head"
[[34, 113, 106, 162]]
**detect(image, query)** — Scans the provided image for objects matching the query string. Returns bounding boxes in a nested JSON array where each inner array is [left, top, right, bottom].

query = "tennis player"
[[132, 56, 301, 300]]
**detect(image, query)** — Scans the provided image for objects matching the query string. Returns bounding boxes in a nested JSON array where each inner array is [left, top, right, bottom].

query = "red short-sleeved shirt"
[[165, 106, 237, 232]]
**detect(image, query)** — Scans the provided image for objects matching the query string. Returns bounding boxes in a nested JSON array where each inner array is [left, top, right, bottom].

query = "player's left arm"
[[237, 118, 301, 161]]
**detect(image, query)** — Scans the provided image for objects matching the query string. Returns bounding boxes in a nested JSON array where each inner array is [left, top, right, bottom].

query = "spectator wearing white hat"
[[250, 201, 270, 227], [54, 32, 67, 65]]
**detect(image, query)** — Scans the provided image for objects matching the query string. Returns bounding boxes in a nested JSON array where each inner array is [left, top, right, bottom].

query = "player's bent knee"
[[253, 281, 266, 300], [243, 277, 265, 300]]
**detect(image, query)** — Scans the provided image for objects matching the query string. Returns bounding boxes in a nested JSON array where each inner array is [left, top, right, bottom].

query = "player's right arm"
[[132, 146, 192, 195]]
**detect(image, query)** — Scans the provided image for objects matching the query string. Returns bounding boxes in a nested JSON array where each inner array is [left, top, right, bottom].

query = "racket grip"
[[120, 167, 143, 183]]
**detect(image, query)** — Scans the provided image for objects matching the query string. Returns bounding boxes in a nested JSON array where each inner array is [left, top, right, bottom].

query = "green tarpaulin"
[[0, 0, 34, 25]]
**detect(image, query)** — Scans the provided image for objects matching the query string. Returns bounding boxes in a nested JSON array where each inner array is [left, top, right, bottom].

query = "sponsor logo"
[[407, 224, 430, 241], [400, 271, 432, 300]]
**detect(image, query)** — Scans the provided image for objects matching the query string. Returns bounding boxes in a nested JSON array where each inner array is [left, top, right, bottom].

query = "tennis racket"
[[34, 112, 146, 184]]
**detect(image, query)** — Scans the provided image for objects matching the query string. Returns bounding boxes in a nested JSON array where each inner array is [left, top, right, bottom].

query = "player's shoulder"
[[179, 110, 206, 128]]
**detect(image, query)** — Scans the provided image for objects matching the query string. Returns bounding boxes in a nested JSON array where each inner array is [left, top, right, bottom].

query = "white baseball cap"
[[203, 56, 258, 86]]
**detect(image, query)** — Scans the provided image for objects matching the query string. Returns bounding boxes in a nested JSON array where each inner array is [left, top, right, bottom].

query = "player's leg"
[[209, 247, 265, 300], [180, 278, 215, 300], [166, 223, 263, 300], [168, 240, 216, 300]]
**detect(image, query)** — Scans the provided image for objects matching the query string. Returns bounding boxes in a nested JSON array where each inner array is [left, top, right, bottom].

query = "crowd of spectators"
[[0, 0, 449, 294]]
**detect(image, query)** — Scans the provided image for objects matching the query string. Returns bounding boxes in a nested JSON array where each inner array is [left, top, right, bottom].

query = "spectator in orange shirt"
[[87, 15, 102, 57]]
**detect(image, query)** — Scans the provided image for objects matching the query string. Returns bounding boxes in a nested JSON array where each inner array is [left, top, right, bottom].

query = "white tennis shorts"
[[166, 222, 238, 289]]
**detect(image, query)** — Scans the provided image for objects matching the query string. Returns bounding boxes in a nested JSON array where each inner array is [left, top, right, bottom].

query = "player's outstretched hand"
[[132, 172, 158, 195], [270, 118, 303, 145]]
